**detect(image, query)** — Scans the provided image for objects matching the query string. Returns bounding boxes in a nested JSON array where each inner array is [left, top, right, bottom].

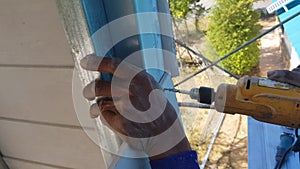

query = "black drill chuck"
[[190, 87, 215, 104]]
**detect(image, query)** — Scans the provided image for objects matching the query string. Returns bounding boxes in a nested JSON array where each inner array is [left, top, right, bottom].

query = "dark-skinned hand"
[[80, 54, 190, 160], [267, 65, 300, 87]]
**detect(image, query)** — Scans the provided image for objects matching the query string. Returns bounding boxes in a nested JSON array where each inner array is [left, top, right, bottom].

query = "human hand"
[[267, 65, 300, 87], [80, 54, 190, 160]]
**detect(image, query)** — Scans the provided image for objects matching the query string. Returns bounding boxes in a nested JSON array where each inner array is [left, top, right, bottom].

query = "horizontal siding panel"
[[0, 67, 94, 127], [0, 120, 105, 169], [4, 158, 62, 169], [0, 0, 74, 66]]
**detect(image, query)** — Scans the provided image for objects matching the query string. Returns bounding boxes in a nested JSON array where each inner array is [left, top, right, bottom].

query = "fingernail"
[[83, 82, 96, 100], [80, 56, 88, 69], [80, 54, 96, 69], [81, 54, 103, 71], [90, 104, 100, 118]]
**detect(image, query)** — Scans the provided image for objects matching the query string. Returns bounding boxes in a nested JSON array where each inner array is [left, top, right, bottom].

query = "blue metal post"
[[81, 0, 179, 168]]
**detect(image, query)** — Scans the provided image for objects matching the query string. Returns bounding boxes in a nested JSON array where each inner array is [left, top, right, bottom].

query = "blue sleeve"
[[150, 151, 200, 169]]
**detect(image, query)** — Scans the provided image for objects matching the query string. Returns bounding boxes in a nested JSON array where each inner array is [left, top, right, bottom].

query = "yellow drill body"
[[214, 76, 300, 128]]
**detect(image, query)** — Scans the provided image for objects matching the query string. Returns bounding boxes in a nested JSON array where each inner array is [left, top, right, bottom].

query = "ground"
[[174, 16, 289, 169]]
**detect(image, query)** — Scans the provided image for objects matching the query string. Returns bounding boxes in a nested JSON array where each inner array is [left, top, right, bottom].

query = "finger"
[[292, 67, 300, 72], [90, 99, 117, 119], [89, 103, 117, 129], [80, 54, 142, 78], [267, 70, 300, 87], [80, 54, 120, 73], [83, 80, 112, 100], [83, 79, 127, 100], [96, 101, 128, 135], [90, 100, 118, 119]]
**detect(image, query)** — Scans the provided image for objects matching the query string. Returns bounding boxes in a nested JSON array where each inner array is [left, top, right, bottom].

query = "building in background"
[[276, 0, 300, 69]]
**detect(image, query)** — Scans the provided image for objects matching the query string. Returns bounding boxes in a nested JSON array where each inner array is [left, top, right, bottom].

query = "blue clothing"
[[150, 151, 200, 169]]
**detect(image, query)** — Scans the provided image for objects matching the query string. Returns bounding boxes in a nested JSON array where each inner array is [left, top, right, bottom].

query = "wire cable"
[[174, 10, 300, 87], [275, 147, 293, 169], [275, 128, 300, 169], [174, 40, 240, 80]]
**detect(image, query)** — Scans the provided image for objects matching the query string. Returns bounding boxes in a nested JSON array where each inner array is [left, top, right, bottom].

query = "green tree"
[[169, 0, 204, 19], [207, 0, 261, 75]]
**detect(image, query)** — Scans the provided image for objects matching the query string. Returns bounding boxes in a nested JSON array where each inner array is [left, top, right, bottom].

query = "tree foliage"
[[169, 0, 204, 19], [207, 0, 261, 75]]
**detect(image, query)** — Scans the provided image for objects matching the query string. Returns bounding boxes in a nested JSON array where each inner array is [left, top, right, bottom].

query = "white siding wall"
[[0, 0, 106, 168]]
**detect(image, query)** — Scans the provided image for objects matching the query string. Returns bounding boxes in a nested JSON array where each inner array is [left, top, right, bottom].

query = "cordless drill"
[[173, 76, 300, 128]]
